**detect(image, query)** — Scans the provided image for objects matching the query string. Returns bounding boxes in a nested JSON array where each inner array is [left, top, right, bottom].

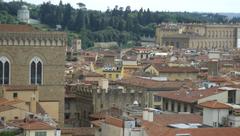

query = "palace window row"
[[0, 56, 43, 85], [0, 57, 10, 84], [207, 30, 234, 38]]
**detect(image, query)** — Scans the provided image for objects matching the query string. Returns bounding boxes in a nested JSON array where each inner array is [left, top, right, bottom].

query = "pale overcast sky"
[[4, 0, 240, 13]]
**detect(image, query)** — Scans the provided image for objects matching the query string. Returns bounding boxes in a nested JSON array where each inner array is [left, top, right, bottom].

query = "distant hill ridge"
[[2, 1, 240, 49]]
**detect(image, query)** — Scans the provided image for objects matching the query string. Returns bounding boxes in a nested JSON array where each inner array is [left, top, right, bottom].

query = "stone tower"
[[0, 24, 67, 126]]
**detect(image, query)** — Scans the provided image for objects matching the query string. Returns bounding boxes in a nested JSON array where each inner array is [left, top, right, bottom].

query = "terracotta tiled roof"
[[13, 120, 55, 130], [165, 127, 240, 136], [0, 98, 25, 112], [208, 76, 227, 83], [0, 105, 16, 112], [117, 77, 183, 91], [143, 63, 161, 70], [199, 100, 232, 109], [147, 114, 202, 127], [151, 65, 199, 73], [4, 85, 37, 91], [104, 116, 123, 127], [141, 114, 202, 136], [143, 116, 240, 136], [0, 24, 38, 32], [117, 77, 183, 90], [61, 127, 95, 136], [0, 98, 8, 103], [156, 87, 225, 103], [0, 98, 24, 106]]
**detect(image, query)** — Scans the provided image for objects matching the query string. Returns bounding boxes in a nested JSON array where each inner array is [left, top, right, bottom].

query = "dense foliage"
[[0, 1, 39, 24], [0, 10, 17, 24], [38, 2, 230, 48], [0, 131, 15, 136], [1, 0, 240, 49]]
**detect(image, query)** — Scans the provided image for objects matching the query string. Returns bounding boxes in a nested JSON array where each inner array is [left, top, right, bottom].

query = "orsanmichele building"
[[0, 24, 66, 126], [156, 23, 240, 49]]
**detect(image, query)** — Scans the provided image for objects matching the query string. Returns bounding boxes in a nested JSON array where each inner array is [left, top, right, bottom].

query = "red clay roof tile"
[[13, 120, 55, 130], [165, 127, 240, 136], [117, 76, 183, 90], [141, 114, 202, 136], [104, 116, 123, 127], [199, 100, 232, 109], [0, 24, 38, 32], [156, 87, 225, 103]]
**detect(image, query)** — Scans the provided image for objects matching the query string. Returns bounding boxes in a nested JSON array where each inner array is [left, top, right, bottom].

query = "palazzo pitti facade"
[[0, 24, 66, 126], [156, 23, 240, 49]]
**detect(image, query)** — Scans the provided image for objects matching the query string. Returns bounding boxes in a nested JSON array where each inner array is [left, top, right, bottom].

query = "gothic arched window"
[[0, 57, 10, 85], [30, 57, 43, 85]]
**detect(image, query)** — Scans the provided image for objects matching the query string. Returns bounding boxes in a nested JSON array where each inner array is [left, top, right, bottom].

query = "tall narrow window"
[[31, 62, 36, 84], [4, 61, 9, 84], [37, 62, 42, 84], [0, 57, 10, 85], [30, 57, 43, 85], [0, 61, 3, 84]]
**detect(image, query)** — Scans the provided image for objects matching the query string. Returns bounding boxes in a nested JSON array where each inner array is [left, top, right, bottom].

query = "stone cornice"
[[0, 32, 67, 47]]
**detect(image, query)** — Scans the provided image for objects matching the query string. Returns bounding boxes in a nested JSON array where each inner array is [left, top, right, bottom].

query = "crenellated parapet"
[[0, 32, 67, 47]]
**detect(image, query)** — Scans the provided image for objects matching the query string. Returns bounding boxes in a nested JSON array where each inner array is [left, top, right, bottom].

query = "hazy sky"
[[5, 0, 240, 13]]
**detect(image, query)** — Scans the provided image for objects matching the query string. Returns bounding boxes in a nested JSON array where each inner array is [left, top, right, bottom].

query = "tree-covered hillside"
[[0, 1, 39, 23], [1, 0, 240, 49], [39, 1, 230, 48]]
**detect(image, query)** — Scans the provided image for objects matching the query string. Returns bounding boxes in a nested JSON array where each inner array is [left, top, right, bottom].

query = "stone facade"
[[0, 25, 66, 126], [64, 77, 184, 127], [156, 23, 240, 49], [92, 85, 146, 113], [65, 82, 149, 127], [144, 65, 199, 81], [65, 83, 94, 127]]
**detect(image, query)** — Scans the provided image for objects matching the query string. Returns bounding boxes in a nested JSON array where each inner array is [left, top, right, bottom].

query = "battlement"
[[0, 32, 67, 47]]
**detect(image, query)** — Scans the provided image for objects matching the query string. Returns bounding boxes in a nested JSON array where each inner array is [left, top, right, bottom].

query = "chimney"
[[143, 109, 148, 121], [143, 108, 154, 122], [98, 79, 109, 90], [148, 110, 154, 122]]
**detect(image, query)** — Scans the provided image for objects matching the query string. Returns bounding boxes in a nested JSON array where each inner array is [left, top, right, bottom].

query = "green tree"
[[31, 2, 232, 49], [63, 3, 73, 28], [0, 131, 15, 136]]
